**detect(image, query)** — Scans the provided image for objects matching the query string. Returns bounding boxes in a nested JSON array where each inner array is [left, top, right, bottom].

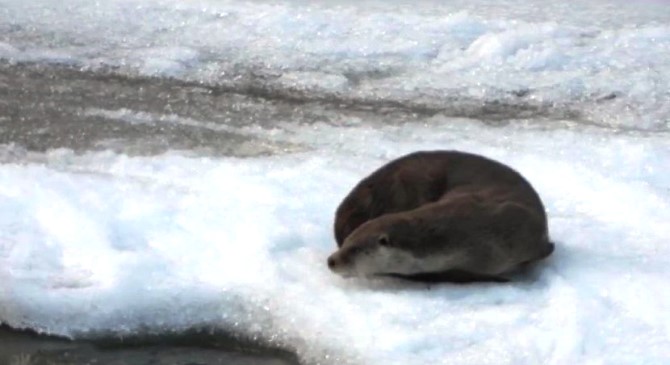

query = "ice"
[[132, 47, 201, 77], [1, 0, 669, 128], [2, 118, 670, 364]]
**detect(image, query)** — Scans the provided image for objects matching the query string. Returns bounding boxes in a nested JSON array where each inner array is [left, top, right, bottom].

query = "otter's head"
[[327, 215, 421, 278]]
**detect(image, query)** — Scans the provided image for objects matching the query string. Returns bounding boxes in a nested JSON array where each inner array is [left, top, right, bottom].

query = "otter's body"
[[328, 150, 553, 283]]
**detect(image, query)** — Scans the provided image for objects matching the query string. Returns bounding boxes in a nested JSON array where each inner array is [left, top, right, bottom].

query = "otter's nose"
[[327, 256, 337, 270]]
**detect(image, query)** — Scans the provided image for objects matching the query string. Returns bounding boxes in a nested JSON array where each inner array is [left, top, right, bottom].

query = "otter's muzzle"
[[326, 251, 352, 276]]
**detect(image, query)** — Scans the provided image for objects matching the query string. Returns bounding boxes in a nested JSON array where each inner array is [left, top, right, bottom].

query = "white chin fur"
[[358, 249, 462, 277], [352, 248, 421, 277]]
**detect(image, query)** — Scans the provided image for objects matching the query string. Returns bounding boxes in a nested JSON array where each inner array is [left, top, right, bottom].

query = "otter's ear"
[[378, 233, 391, 246]]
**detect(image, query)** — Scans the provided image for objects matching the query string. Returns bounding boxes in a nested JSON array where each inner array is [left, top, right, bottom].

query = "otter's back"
[[334, 150, 548, 246]]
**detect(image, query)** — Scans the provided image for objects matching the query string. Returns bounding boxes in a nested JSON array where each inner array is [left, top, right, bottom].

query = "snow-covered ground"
[[1, 0, 669, 364]]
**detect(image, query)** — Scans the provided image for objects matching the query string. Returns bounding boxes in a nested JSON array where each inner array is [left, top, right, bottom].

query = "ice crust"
[[1, 0, 669, 128]]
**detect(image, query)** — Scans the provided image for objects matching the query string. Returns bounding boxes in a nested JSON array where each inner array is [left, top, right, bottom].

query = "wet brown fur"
[[330, 150, 553, 283]]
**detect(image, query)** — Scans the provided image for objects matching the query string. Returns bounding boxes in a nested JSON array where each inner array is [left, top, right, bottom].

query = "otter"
[[328, 150, 553, 283]]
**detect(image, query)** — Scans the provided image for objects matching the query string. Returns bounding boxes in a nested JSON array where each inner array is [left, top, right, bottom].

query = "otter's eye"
[[378, 234, 390, 246]]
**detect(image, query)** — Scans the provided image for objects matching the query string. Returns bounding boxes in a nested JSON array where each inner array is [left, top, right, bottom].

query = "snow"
[[1, 119, 669, 364], [1, 0, 670, 364]]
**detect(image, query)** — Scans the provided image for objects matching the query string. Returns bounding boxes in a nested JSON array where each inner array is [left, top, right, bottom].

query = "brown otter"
[[328, 150, 553, 283]]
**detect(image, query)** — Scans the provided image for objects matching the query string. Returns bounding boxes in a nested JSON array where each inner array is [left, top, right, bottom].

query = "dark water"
[[0, 325, 299, 365]]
